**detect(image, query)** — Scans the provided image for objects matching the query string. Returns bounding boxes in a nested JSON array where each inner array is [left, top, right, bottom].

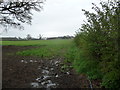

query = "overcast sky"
[[1, 0, 107, 38]]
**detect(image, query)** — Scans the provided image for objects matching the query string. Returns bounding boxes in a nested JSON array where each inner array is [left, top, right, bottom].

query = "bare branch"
[[0, 0, 45, 30]]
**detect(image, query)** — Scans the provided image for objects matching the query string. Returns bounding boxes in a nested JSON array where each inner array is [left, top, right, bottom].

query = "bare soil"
[[2, 45, 101, 88]]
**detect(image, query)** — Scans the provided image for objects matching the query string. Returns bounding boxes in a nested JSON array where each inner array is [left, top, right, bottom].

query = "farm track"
[[2, 46, 99, 88]]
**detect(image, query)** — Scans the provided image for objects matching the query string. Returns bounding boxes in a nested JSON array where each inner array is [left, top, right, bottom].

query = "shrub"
[[74, 0, 119, 88]]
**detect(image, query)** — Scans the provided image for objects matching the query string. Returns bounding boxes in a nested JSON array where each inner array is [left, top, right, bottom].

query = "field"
[[2, 39, 90, 88], [2, 39, 100, 88], [2, 39, 73, 59], [1, 0, 119, 88], [2, 39, 72, 46]]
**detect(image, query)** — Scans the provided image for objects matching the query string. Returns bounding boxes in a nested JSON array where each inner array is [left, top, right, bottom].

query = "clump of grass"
[[17, 46, 59, 59], [64, 44, 103, 80]]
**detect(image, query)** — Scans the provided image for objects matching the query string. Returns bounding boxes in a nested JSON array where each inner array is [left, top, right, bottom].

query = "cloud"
[[1, 0, 105, 38]]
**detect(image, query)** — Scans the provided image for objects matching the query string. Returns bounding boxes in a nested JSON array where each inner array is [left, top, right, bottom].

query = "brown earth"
[[2, 45, 101, 88]]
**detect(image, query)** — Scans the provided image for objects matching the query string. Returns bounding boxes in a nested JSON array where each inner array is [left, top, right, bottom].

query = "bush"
[[74, 0, 119, 88]]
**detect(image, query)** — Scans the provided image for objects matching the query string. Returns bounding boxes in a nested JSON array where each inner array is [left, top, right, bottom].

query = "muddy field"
[[2, 46, 100, 88]]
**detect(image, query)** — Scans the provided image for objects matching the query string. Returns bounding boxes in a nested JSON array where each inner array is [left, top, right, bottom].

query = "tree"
[[26, 34, 32, 40], [0, 0, 45, 30], [38, 34, 43, 40]]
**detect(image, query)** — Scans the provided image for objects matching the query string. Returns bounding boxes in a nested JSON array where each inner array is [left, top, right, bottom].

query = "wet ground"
[[2, 45, 101, 88]]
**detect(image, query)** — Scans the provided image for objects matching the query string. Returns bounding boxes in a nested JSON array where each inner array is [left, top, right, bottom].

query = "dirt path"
[[2, 46, 97, 88]]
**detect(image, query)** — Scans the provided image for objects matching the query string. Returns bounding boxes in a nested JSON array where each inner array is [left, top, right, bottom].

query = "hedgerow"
[[74, 0, 119, 88]]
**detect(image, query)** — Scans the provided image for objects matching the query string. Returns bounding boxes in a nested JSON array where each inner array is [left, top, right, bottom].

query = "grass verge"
[[64, 44, 103, 80]]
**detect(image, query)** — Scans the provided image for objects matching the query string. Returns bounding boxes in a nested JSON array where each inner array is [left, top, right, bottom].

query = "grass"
[[64, 44, 103, 80], [16, 45, 70, 59], [2, 39, 73, 59], [1, 39, 72, 46]]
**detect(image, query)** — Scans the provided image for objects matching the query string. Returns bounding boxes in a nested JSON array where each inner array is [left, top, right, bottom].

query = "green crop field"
[[1, 39, 72, 46], [2, 39, 74, 59]]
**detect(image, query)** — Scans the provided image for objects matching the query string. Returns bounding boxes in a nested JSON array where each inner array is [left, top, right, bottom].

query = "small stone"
[[50, 68, 54, 71], [45, 67, 48, 69], [34, 60, 37, 62], [21, 60, 24, 62], [36, 78, 40, 81], [66, 72, 70, 75], [56, 64, 59, 66], [47, 83, 56, 88], [42, 70, 49, 74], [30, 60, 33, 62], [31, 82, 39, 88], [41, 81, 46, 85], [24, 61, 28, 63], [55, 75, 59, 77]]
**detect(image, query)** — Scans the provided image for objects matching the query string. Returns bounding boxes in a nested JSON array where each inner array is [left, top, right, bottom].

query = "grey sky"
[[1, 0, 107, 38]]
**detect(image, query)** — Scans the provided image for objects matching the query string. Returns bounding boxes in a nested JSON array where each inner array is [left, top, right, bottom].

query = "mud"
[[2, 45, 101, 88]]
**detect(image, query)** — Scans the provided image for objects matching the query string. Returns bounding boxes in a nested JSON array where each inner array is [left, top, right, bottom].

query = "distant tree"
[[26, 34, 32, 40], [38, 34, 43, 39], [0, 0, 45, 30], [18, 37, 22, 40]]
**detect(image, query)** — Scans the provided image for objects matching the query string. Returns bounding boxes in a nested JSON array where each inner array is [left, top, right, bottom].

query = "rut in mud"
[[2, 46, 100, 88]]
